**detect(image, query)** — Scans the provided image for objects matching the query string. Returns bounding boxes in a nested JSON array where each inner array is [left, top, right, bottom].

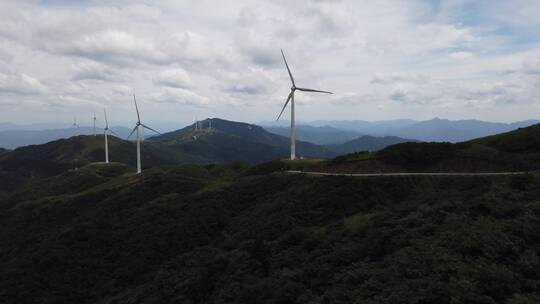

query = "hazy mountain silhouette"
[[326, 135, 414, 155], [264, 125, 363, 145], [0, 126, 133, 149], [303, 118, 540, 142]]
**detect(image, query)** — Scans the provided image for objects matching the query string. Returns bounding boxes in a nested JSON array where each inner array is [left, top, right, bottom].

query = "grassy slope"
[[0, 168, 539, 303]]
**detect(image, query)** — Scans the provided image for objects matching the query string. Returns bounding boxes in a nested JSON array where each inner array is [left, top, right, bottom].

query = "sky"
[[0, 0, 539, 129]]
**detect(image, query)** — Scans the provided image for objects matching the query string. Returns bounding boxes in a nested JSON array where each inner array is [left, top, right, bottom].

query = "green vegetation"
[[473, 124, 540, 154], [1, 166, 539, 303], [1, 123, 540, 303], [315, 124, 540, 173], [0, 118, 333, 196]]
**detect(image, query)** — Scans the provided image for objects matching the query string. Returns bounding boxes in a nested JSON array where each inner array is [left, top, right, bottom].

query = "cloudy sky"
[[1, 0, 539, 129]]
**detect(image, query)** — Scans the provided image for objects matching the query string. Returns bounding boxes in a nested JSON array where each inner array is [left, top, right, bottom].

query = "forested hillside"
[[0, 162, 539, 303]]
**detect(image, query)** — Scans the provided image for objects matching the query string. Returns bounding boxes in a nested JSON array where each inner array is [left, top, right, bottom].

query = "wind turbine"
[[93, 113, 97, 136], [103, 108, 120, 164], [72, 117, 79, 136], [127, 94, 161, 174], [276, 49, 332, 160]]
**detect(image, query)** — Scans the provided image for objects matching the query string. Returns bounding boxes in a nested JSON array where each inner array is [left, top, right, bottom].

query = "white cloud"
[[0, 71, 47, 95], [149, 88, 209, 107], [449, 51, 474, 60], [153, 68, 193, 89], [71, 62, 123, 81], [371, 73, 428, 85], [522, 59, 540, 75], [0, 0, 539, 124], [62, 30, 170, 66]]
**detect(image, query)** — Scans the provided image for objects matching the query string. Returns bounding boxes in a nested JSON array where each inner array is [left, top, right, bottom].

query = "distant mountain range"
[[384, 118, 540, 142], [0, 118, 418, 189], [326, 135, 414, 155], [263, 118, 540, 142], [308, 119, 418, 134], [2, 118, 538, 149], [264, 125, 362, 145], [264, 125, 412, 153]]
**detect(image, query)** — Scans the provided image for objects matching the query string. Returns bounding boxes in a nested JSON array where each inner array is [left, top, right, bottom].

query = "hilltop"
[[153, 118, 332, 162], [0, 135, 201, 191]]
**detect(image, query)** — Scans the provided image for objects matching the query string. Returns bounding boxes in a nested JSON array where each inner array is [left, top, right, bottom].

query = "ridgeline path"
[[285, 170, 530, 177]]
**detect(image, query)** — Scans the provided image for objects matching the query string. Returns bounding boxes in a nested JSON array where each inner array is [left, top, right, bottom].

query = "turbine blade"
[[295, 87, 333, 94], [127, 126, 138, 140], [109, 129, 121, 137], [141, 123, 161, 135], [281, 49, 295, 86], [277, 91, 293, 121], [133, 94, 140, 123]]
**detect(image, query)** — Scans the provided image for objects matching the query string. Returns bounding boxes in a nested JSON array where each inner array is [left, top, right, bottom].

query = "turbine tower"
[[103, 108, 119, 164], [276, 49, 332, 160], [127, 94, 161, 174]]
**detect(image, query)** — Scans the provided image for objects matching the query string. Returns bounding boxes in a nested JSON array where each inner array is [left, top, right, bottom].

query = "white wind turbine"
[[103, 108, 120, 164], [276, 49, 332, 160], [127, 94, 161, 174]]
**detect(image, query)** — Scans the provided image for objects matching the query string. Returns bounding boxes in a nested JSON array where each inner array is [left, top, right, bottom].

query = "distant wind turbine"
[[127, 94, 161, 174], [93, 113, 97, 136], [72, 117, 79, 136], [103, 108, 120, 164], [276, 49, 332, 160]]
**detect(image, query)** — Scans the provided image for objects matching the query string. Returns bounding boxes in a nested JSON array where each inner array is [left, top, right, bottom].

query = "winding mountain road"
[[286, 170, 529, 177]]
